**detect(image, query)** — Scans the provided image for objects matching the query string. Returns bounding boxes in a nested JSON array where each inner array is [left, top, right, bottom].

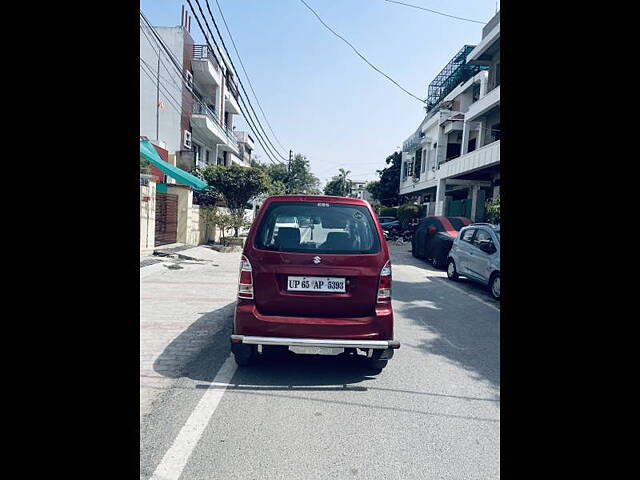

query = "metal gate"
[[448, 198, 472, 217], [155, 193, 178, 246]]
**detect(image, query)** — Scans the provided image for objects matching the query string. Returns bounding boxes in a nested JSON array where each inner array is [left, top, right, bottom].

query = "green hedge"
[[397, 203, 422, 229], [379, 207, 398, 217]]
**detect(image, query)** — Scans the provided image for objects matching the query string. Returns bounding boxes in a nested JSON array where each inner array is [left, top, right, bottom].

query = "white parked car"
[[446, 223, 500, 300]]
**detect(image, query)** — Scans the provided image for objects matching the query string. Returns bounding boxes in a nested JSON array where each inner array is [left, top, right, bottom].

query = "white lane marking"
[[151, 355, 237, 480], [433, 277, 501, 313]]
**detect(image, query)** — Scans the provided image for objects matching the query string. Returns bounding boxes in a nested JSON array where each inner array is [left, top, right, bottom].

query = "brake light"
[[377, 260, 392, 303], [238, 255, 253, 300]]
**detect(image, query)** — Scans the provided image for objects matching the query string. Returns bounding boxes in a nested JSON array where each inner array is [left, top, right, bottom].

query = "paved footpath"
[[140, 244, 499, 479], [140, 247, 241, 419]]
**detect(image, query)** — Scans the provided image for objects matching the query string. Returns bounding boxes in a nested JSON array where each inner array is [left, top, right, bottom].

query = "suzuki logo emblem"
[[313, 256, 321, 264]]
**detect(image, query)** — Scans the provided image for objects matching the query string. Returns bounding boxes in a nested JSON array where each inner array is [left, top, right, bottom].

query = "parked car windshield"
[[256, 202, 381, 254]]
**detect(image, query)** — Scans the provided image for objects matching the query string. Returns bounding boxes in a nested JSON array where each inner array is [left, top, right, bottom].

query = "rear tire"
[[447, 259, 459, 281], [231, 342, 257, 366], [366, 349, 390, 373], [366, 359, 388, 373]]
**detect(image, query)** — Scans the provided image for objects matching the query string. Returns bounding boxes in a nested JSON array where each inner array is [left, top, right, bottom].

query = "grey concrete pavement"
[[140, 243, 500, 479], [140, 249, 241, 419]]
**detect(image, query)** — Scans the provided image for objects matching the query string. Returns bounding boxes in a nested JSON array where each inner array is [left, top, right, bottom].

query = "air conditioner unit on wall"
[[183, 130, 192, 149]]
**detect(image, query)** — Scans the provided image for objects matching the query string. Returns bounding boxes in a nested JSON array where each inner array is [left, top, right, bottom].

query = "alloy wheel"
[[491, 276, 500, 299]]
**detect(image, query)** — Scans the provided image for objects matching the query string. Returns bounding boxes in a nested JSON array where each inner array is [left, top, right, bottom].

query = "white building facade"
[[399, 11, 500, 221], [140, 16, 249, 173]]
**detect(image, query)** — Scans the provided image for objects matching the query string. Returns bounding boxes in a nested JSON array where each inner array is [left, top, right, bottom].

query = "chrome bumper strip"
[[231, 335, 400, 349]]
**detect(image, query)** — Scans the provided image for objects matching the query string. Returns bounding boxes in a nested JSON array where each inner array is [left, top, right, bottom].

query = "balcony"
[[224, 72, 241, 114], [438, 140, 499, 179], [234, 131, 255, 150], [191, 101, 239, 153], [466, 85, 500, 122], [192, 45, 222, 90]]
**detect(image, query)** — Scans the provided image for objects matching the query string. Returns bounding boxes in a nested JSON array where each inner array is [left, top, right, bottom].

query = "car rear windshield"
[[255, 201, 381, 254]]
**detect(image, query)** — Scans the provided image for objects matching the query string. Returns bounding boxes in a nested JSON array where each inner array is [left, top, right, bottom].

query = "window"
[[472, 83, 480, 102], [491, 123, 500, 142], [473, 229, 494, 250], [422, 149, 427, 173], [255, 202, 381, 254], [193, 142, 202, 166], [183, 130, 192, 149], [461, 228, 476, 243]]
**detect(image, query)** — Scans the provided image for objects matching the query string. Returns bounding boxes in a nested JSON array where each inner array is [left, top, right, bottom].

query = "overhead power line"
[[213, 0, 288, 152], [297, 0, 426, 104], [384, 0, 487, 25], [185, 0, 285, 165], [142, 9, 281, 166], [139, 61, 184, 115], [139, 58, 184, 114], [198, 0, 289, 161], [186, 0, 284, 165]]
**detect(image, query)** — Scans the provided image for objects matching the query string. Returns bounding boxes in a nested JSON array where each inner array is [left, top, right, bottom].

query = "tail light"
[[377, 260, 392, 303], [238, 255, 253, 300]]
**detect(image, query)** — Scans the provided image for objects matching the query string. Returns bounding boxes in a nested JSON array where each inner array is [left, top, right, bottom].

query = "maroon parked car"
[[230, 195, 400, 372]]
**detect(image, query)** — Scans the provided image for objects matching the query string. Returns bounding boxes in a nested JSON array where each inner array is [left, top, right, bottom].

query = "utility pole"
[[155, 53, 161, 141], [287, 150, 293, 194]]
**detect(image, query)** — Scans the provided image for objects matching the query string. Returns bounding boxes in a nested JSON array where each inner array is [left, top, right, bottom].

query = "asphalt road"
[[140, 244, 500, 480]]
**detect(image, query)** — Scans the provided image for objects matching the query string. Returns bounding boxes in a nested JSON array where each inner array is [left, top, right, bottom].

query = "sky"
[[140, 0, 498, 186]]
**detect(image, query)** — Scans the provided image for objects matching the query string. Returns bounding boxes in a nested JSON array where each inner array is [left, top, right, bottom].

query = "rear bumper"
[[234, 301, 394, 340], [231, 335, 400, 350]]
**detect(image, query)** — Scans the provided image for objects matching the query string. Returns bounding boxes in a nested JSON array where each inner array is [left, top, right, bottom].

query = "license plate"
[[289, 346, 344, 356], [287, 276, 346, 293]]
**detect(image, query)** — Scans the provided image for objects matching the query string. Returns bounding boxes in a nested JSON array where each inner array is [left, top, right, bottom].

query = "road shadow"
[[390, 244, 499, 305], [393, 278, 500, 392], [153, 303, 379, 390], [152, 302, 236, 380]]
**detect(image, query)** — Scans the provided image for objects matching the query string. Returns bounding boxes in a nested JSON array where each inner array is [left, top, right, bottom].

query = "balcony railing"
[[225, 72, 239, 100], [193, 45, 221, 72], [192, 100, 220, 122], [192, 100, 238, 149], [224, 125, 238, 149]]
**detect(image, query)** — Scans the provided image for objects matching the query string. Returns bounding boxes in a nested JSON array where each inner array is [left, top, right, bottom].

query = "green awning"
[[140, 140, 207, 191]]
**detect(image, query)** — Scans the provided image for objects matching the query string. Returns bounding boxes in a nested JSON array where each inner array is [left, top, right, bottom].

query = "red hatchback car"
[[231, 195, 400, 372]]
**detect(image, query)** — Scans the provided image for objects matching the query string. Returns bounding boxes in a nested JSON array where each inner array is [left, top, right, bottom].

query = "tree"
[[140, 157, 151, 174], [190, 167, 220, 207], [253, 153, 321, 195], [366, 180, 380, 199], [369, 151, 401, 206], [288, 154, 321, 194], [485, 195, 500, 224], [201, 164, 270, 237], [323, 168, 352, 197]]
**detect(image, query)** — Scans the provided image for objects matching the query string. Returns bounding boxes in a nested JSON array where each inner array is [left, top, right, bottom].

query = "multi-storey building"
[[140, 14, 246, 175], [399, 11, 500, 221], [350, 180, 367, 199], [233, 131, 255, 167]]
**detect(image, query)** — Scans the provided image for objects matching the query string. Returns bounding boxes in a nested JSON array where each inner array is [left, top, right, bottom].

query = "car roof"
[[462, 224, 500, 233], [263, 195, 369, 206]]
